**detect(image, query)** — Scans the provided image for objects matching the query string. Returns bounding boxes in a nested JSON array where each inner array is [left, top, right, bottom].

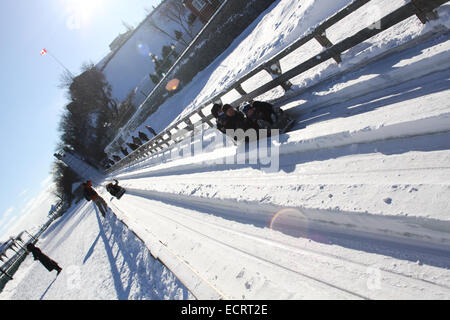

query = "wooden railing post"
[[411, 0, 440, 24], [263, 60, 293, 92], [235, 83, 247, 96], [197, 109, 214, 127], [314, 32, 342, 64]]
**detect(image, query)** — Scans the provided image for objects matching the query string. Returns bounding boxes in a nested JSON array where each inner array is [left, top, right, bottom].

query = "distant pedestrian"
[[82, 180, 108, 217], [120, 147, 129, 156], [132, 136, 143, 146], [126, 142, 140, 151], [138, 131, 149, 142], [26, 243, 62, 275], [145, 125, 157, 136]]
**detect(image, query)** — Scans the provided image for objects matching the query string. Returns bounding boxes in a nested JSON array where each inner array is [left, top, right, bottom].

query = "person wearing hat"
[[126, 142, 140, 151], [83, 180, 109, 217], [26, 243, 62, 275], [120, 147, 129, 156], [138, 130, 149, 142], [221, 104, 255, 131], [240, 101, 280, 128], [211, 104, 228, 134]]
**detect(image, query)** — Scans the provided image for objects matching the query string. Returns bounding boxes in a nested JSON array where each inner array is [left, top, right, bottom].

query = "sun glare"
[[64, 0, 104, 29]]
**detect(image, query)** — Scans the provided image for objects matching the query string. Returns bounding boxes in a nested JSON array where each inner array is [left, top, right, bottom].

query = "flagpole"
[[42, 48, 74, 79]]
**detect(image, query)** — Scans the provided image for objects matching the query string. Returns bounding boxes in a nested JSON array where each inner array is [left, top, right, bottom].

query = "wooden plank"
[[197, 109, 214, 127], [314, 33, 342, 63], [411, 0, 440, 24]]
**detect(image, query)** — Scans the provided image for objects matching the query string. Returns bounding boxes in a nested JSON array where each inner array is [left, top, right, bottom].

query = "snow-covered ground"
[[107, 40, 450, 298], [0, 201, 194, 300], [2, 0, 450, 300]]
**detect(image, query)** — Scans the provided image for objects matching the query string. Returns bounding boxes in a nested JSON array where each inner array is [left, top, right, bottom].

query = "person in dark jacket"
[[132, 136, 143, 146], [145, 125, 157, 136], [26, 243, 62, 275], [211, 104, 227, 134], [120, 147, 129, 156], [221, 104, 256, 132], [221, 104, 260, 142], [106, 179, 126, 199], [126, 142, 140, 151], [83, 180, 108, 217], [240, 101, 281, 129], [211, 103, 221, 118], [138, 131, 149, 142]]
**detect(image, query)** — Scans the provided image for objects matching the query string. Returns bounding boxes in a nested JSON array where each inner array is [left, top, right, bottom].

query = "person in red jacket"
[[83, 180, 108, 217]]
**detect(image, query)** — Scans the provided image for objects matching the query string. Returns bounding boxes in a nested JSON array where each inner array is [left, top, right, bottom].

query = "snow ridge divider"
[[124, 187, 450, 254]]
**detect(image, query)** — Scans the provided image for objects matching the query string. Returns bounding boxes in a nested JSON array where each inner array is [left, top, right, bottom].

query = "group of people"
[[82, 179, 126, 217], [211, 101, 290, 140], [26, 179, 126, 276]]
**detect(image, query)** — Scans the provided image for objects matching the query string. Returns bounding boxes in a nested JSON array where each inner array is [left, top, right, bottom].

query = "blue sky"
[[0, 0, 160, 241]]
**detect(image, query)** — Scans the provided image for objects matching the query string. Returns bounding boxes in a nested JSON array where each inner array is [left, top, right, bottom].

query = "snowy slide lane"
[[106, 192, 450, 300]]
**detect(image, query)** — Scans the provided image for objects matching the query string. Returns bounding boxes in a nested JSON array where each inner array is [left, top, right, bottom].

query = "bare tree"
[[146, 17, 189, 46], [58, 69, 75, 90], [160, 0, 195, 40], [144, 1, 195, 46]]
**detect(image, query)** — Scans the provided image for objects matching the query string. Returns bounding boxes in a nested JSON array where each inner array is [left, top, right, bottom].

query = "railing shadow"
[[91, 205, 192, 300]]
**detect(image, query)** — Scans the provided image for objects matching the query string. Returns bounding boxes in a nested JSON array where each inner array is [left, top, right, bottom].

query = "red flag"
[[40, 48, 47, 56]]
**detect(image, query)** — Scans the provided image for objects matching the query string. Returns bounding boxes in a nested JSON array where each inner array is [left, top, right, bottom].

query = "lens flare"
[[136, 42, 150, 57], [269, 208, 310, 238], [270, 208, 327, 242], [166, 78, 180, 92], [270, 208, 304, 228]]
